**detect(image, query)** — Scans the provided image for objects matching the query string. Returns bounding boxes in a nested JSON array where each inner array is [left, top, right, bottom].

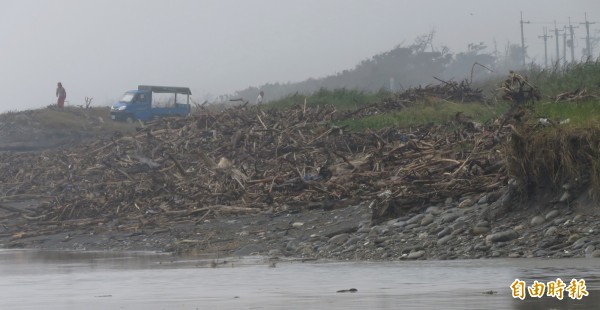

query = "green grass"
[[264, 87, 510, 130], [265, 88, 389, 110], [243, 61, 600, 132], [517, 60, 600, 127], [527, 60, 600, 96], [500, 60, 600, 200], [261, 61, 600, 131], [336, 101, 509, 131], [533, 99, 600, 127]]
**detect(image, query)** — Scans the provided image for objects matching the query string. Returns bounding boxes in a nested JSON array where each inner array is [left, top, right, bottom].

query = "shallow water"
[[0, 249, 598, 309]]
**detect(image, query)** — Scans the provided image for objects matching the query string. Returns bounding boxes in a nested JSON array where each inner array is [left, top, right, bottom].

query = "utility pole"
[[580, 13, 596, 59], [568, 17, 578, 62], [520, 12, 530, 67], [553, 22, 564, 66], [563, 27, 568, 66], [538, 27, 552, 68]]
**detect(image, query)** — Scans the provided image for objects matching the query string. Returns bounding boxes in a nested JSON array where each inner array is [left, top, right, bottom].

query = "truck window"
[[152, 93, 176, 108], [120, 93, 135, 103], [134, 94, 146, 103]]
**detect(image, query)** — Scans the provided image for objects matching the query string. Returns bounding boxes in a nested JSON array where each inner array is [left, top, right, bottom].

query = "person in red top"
[[56, 82, 66, 108]]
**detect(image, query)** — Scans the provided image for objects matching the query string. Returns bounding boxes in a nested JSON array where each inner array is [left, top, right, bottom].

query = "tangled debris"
[[500, 71, 541, 105], [5, 75, 600, 260], [0, 97, 512, 232], [553, 87, 597, 102], [341, 79, 485, 119]]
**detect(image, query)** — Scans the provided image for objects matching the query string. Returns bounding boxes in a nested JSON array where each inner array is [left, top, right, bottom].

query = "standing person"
[[256, 90, 264, 105], [56, 82, 67, 108]]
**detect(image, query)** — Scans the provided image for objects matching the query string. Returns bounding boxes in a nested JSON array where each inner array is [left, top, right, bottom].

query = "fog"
[[1, 0, 598, 112]]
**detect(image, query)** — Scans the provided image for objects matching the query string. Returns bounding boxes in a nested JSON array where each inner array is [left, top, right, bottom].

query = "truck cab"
[[110, 85, 192, 122]]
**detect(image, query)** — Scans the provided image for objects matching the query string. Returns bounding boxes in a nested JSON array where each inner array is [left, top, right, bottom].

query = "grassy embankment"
[[504, 60, 600, 198], [265, 86, 509, 130], [264, 61, 600, 199], [264, 61, 600, 130], [27, 106, 137, 133], [528, 61, 600, 125]]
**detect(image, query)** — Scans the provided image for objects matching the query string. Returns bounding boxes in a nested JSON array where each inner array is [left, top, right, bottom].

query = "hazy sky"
[[1, 0, 598, 112]]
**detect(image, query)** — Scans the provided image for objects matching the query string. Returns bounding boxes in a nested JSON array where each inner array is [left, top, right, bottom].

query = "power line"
[[525, 13, 596, 65], [567, 17, 579, 63], [552, 22, 564, 65], [520, 11, 530, 67], [580, 12, 596, 59], [562, 27, 568, 66], [538, 27, 552, 68]]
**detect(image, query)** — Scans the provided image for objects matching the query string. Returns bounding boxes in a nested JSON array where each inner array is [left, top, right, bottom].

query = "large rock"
[[474, 242, 490, 251], [425, 206, 442, 215], [407, 250, 425, 259], [486, 229, 519, 243], [420, 214, 435, 226], [437, 227, 452, 238], [572, 237, 589, 249], [407, 214, 425, 225], [458, 199, 473, 209], [233, 244, 267, 256], [476, 221, 490, 227], [585, 245, 596, 254], [472, 226, 490, 235], [544, 226, 559, 237], [545, 210, 560, 220], [437, 235, 453, 246], [440, 213, 460, 224], [451, 219, 468, 231], [530, 216, 545, 226], [328, 233, 351, 246], [478, 195, 489, 204]]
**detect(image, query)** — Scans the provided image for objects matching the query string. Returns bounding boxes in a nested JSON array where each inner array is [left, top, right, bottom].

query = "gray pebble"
[[585, 245, 596, 254], [486, 230, 519, 243], [437, 227, 452, 238], [530, 216, 545, 226], [407, 250, 425, 259], [472, 226, 490, 235], [437, 235, 453, 246], [407, 214, 425, 225], [421, 214, 435, 226], [545, 226, 558, 237], [441, 213, 460, 224], [545, 210, 560, 220]]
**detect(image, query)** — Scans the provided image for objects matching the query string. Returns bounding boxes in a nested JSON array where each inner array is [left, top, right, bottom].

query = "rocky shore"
[[3, 186, 600, 262]]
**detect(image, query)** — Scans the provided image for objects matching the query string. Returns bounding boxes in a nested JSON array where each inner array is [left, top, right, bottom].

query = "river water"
[[0, 249, 598, 309]]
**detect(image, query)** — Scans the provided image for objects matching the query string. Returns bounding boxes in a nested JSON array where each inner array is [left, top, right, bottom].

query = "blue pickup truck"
[[110, 85, 192, 122]]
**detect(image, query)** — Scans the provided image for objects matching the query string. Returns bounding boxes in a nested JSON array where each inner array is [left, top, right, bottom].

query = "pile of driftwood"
[[0, 98, 511, 225], [340, 79, 485, 120], [430, 78, 486, 103], [500, 71, 541, 104]]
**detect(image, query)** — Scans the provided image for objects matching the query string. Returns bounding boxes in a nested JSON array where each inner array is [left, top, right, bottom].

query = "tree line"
[[229, 33, 526, 103]]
